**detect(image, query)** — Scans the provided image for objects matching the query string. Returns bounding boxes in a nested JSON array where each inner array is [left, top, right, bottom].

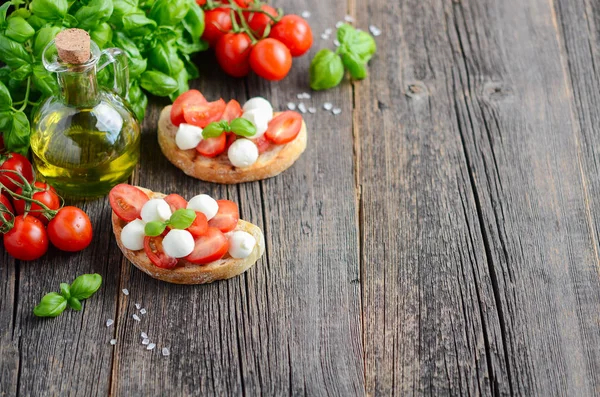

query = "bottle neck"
[[57, 66, 99, 107]]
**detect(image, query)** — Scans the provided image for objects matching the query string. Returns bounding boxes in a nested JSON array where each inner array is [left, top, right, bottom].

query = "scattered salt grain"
[[333, 39, 341, 47], [106, 319, 114, 327], [321, 33, 329, 40], [132, 314, 141, 321], [323, 102, 333, 111], [302, 92, 311, 99], [308, 107, 317, 114], [135, 303, 141, 310], [141, 332, 148, 339], [301, 11, 311, 18], [140, 308, 147, 315], [336, 21, 344, 28], [147, 343, 156, 350], [296, 93, 303, 99], [162, 347, 170, 357], [142, 338, 150, 345], [287, 102, 296, 110], [344, 15, 355, 23], [122, 289, 129, 296], [369, 25, 382, 37], [298, 103, 307, 113], [110, 339, 117, 345], [325, 28, 333, 35], [332, 108, 342, 115]]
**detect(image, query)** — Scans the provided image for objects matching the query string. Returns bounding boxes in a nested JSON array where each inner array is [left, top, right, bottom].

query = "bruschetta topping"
[[187, 194, 219, 220], [227, 231, 257, 259], [228, 139, 259, 168]]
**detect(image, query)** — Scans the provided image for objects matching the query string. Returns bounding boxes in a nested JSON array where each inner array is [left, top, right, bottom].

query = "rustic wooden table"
[[2, 0, 600, 395]]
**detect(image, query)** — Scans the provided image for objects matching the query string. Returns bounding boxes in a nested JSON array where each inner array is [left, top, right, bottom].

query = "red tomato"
[[265, 111, 302, 144], [185, 227, 229, 264], [222, 100, 243, 122], [109, 184, 149, 222], [231, 0, 253, 7], [187, 211, 209, 237], [144, 235, 178, 269], [164, 194, 188, 213], [269, 15, 313, 57], [202, 9, 233, 47], [196, 134, 227, 157], [252, 135, 271, 153], [3, 215, 48, 261], [171, 90, 206, 126], [245, 4, 278, 37], [225, 132, 237, 150], [0, 152, 34, 193], [250, 38, 292, 81], [183, 98, 226, 128], [216, 33, 253, 77], [13, 182, 60, 224], [196, 0, 206, 5], [47, 206, 93, 252], [0, 193, 14, 228], [208, 200, 239, 233]]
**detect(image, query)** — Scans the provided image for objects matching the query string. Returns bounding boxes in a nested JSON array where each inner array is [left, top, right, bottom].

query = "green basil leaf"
[[131, 90, 147, 121], [30, 0, 68, 21], [9, 9, 31, 20], [112, 32, 146, 79], [33, 26, 62, 58], [6, 111, 29, 155], [0, 34, 31, 69], [336, 23, 356, 45], [183, 2, 205, 38], [176, 33, 208, 55], [168, 208, 196, 230], [68, 297, 82, 311], [149, 0, 190, 26], [110, 0, 138, 27], [75, 0, 114, 30], [309, 49, 344, 91], [9, 63, 32, 81], [122, 12, 157, 37], [0, 81, 12, 109], [169, 68, 189, 102], [27, 15, 48, 31], [148, 40, 179, 76], [202, 122, 226, 138], [341, 51, 367, 80], [6, 17, 35, 43], [62, 14, 78, 28], [338, 25, 376, 63], [0, 3, 10, 24], [144, 221, 167, 236], [140, 70, 178, 97], [230, 118, 257, 137], [0, 111, 12, 130], [182, 53, 199, 79], [33, 292, 67, 317], [90, 22, 113, 48], [59, 282, 71, 299], [0, 67, 10, 84], [69, 273, 102, 300], [32, 63, 58, 97]]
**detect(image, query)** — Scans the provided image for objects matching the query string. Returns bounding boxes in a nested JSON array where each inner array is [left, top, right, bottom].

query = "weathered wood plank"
[[0, 253, 18, 396]]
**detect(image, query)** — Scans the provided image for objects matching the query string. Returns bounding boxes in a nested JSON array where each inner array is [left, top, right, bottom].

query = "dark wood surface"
[[2, 0, 600, 395]]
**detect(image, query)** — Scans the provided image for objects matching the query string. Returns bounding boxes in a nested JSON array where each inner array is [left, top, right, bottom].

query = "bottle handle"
[[97, 48, 129, 100]]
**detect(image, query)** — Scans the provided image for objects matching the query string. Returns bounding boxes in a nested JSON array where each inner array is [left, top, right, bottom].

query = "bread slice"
[[157, 106, 307, 184], [111, 187, 265, 284]]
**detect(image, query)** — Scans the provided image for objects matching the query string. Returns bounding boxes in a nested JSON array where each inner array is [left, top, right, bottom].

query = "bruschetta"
[[157, 90, 307, 184], [109, 184, 264, 284]]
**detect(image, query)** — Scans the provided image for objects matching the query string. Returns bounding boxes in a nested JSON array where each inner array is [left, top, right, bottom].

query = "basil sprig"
[[144, 208, 196, 237], [33, 274, 102, 317], [310, 23, 377, 91], [202, 118, 257, 139]]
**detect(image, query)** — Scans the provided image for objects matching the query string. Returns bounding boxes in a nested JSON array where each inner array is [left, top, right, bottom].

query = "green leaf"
[[140, 70, 178, 97], [68, 297, 82, 311], [338, 24, 376, 63], [144, 221, 167, 236], [169, 68, 189, 102], [9, 63, 32, 81], [5, 17, 34, 43], [0, 81, 12, 109], [110, 0, 138, 26], [0, 34, 31, 69], [182, 53, 199, 79], [122, 12, 157, 37], [202, 122, 226, 138], [62, 14, 78, 28], [75, 0, 114, 30], [59, 283, 71, 299], [129, 84, 147, 120], [149, 0, 190, 26], [168, 209, 196, 230], [309, 49, 344, 91], [9, 9, 31, 20], [336, 24, 355, 45], [341, 52, 367, 80], [32, 63, 58, 97], [33, 292, 67, 317], [27, 15, 49, 31], [230, 118, 257, 137], [30, 0, 68, 21], [112, 32, 146, 79], [0, 3, 10, 24], [90, 22, 113, 48], [148, 40, 182, 76], [183, 2, 205, 38], [69, 273, 102, 300], [0, 111, 12, 130], [6, 111, 29, 155], [33, 26, 62, 58]]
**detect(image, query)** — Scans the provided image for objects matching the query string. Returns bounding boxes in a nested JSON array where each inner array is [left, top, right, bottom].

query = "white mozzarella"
[[228, 139, 259, 168], [121, 219, 146, 251], [242, 97, 273, 119], [241, 109, 271, 138], [162, 229, 195, 258], [175, 123, 204, 150], [227, 231, 256, 259], [187, 194, 219, 220], [141, 199, 172, 223]]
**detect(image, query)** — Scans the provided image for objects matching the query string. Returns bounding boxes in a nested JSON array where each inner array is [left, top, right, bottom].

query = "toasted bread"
[[157, 106, 307, 184], [111, 187, 265, 284]]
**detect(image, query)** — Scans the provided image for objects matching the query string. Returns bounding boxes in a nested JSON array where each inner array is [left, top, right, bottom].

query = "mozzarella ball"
[[162, 229, 195, 258], [228, 139, 259, 168], [121, 219, 146, 251], [242, 108, 271, 138], [187, 194, 219, 220], [141, 199, 172, 223], [242, 97, 274, 119], [175, 123, 203, 150], [227, 231, 256, 259]]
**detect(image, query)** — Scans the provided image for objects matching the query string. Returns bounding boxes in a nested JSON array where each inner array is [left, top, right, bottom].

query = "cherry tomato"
[[202, 9, 233, 47], [196, 134, 227, 157], [13, 182, 60, 224], [185, 227, 229, 264], [183, 98, 226, 128], [164, 194, 188, 213], [225, 132, 237, 150], [144, 235, 178, 269], [231, 0, 253, 7], [221, 100, 243, 122], [47, 206, 93, 252], [3, 215, 48, 261], [0, 193, 14, 228], [109, 184, 149, 222], [216, 33, 253, 78], [208, 200, 239, 233], [0, 152, 34, 193], [196, 0, 206, 5], [265, 111, 303, 144], [269, 15, 313, 57], [252, 135, 271, 153], [250, 38, 292, 81], [187, 211, 209, 237], [245, 4, 278, 37], [171, 90, 206, 126]]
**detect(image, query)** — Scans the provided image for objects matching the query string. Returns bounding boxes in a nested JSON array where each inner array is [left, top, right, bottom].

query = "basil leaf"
[[110, 0, 138, 27], [182, 53, 199, 79], [68, 297, 82, 311], [149, 0, 190, 26], [144, 221, 167, 236], [230, 118, 257, 137], [337, 24, 376, 63], [112, 32, 146, 79], [32, 63, 58, 97], [62, 14, 78, 28], [34, 292, 67, 317], [148, 40, 182, 76], [202, 122, 226, 138], [30, 0, 68, 21], [0, 111, 12, 130], [310, 49, 344, 91], [341, 52, 367, 80], [69, 273, 102, 300], [168, 209, 196, 230], [0, 81, 12, 109], [122, 12, 157, 37], [0, 34, 31, 69], [0, 3, 10, 24], [169, 68, 189, 102], [140, 70, 178, 97], [90, 22, 113, 48], [33, 26, 62, 58], [176, 33, 208, 55], [27, 15, 48, 31], [9, 63, 32, 81], [9, 9, 31, 20], [5, 17, 35, 43], [0, 67, 10, 84], [6, 111, 30, 155], [59, 283, 71, 299], [129, 83, 147, 120], [75, 0, 114, 30], [183, 2, 205, 39], [336, 24, 355, 45]]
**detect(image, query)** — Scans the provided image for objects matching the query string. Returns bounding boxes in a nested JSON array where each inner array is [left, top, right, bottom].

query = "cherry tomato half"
[[109, 184, 149, 222], [0, 152, 34, 193], [196, 133, 227, 157], [250, 38, 292, 81], [47, 206, 93, 252], [4, 215, 48, 261], [252, 135, 271, 154], [13, 182, 60, 224], [221, 100, 243, 122], [269, 15, 313, 57], [187, 211, 209, 237], [171, 90, 207, 126], [185, 227, 229, 264], [0, 193, 14, 228], [183, 98, 226, 128], [216, 33, 253, 78], [225, 132, 237, 150], [265, 111, 303, 144], [164, 194, 188, 213], [208, 200, 239, 233], [144, 235, 178, 269], [203, 9, 233, 47], [245, 4, 278, 37]]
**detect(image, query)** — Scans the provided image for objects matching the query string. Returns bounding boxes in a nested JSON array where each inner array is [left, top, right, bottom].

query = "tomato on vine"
[[203, 9, 234, 47], [13, 181, 61, 224], [3, 215, 49, 261], [244, 4, 278, 37], [47, 207, 93, 252], [216, 32, 253, 77], [250, 38, 292, 81], [0, 153, 34, 193], [270, 15, 313, 57]]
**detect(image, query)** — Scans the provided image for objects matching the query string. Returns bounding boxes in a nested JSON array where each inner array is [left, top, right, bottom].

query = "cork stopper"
[[55, 29, 91, 64]]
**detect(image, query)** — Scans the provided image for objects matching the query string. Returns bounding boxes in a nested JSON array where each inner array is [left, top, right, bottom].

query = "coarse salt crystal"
[[325, 28, 333, 35], [296, 93, 303, 99], [301, 11, 311, 18], [336, 21, 344, 28], [110, 339, 117, 345], [147, 343, 156, 350], [287, 102, 296, 110], [302, 92, 311, 99], [140, 308, 147, 315], [344, 15, 355, 23], [323, 102, 333, 111], [135, 303, 141, 310], [332, 108, 342, 115], [141, 332, 148, 339], [132, 314, 141, 321], [369, 25, 382, 37], [308, 107, 317, 114], [142, 338, 150, 345], [321, 33, 329, 40], [122, 289, 129, 296], [106, 319, 114, 327], [334, 39, 341, 47], [162, 347, 170, 356], [298, 103, 307, 113]]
